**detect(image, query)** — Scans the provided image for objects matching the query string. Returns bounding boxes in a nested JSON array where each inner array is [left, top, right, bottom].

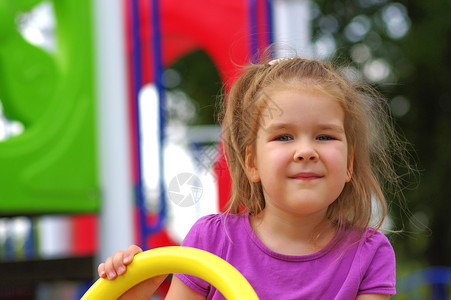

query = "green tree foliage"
[[165, 51, 222, 126]]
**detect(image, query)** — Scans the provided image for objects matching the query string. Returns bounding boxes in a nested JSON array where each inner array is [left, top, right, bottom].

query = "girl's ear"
[[245, 147, 261, 183], [346, 151, 354, 183]]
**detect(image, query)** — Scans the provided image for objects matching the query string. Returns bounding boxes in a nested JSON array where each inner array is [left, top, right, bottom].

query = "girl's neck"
[[250, 208, 336, 256]]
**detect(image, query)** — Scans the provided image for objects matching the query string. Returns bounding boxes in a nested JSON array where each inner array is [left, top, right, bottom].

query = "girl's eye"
[[274, 134, 292, 141], [317, 135, 335, 141]]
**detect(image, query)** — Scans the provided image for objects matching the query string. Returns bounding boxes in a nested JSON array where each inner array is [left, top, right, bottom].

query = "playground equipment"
[[0, 0, 99, 214], [81, 246, 259, 300], [123, 0, 274, 249]]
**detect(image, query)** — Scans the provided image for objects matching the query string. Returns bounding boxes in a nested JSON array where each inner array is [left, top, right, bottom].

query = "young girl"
[[98, 57, 408, 299]]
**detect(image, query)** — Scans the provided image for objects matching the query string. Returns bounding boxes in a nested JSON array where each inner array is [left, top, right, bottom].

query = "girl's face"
[[246, 86, 353, 219]]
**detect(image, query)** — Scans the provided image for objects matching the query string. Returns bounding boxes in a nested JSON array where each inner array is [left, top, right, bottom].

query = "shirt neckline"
[[241, 212, 340, 262]]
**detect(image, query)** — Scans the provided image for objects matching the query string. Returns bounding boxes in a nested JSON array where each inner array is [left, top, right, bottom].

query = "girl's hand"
[[97, 245, 168, 299], [98, 244, 143, 280]]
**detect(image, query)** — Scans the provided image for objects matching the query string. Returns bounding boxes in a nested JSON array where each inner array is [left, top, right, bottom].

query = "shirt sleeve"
[[358, 231, 397, 296], [174, 214, 226, 296]]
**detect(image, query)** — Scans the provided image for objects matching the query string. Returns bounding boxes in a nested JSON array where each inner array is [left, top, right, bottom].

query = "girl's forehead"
[[260, 83, 336, 103], [264, 78, 339, 93], [259, 81, 346, 109], [255, 85, 346, 124]]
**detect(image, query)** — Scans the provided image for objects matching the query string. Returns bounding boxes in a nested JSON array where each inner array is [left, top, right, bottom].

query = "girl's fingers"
[[104, 256, 118, 280], [97, 262, 107, 278], [112, 250, 127, 276], [97, 245, 143, 280], [123, 244, 143, 265]]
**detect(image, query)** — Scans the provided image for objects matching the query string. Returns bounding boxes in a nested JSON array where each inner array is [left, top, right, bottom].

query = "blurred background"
[[0, 0, 449, 299]]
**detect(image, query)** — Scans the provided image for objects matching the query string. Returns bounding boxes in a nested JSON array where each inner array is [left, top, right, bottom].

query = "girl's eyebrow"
[[264, 122, 345, 133], [263, 122, 292, 131], [318, 124, 345, 133]]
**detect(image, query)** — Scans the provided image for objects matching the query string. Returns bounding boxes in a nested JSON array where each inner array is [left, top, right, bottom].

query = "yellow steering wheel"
[[81, 246, 259, 299]]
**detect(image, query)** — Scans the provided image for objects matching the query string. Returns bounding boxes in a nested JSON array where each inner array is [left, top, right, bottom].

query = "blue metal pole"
[[265, 0, 274, 49], [130, 0, 147, 249], [148, 0, 166, 235]]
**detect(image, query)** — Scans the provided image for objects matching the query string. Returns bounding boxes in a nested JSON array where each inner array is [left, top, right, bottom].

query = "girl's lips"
[[290, 172, 323, 180]]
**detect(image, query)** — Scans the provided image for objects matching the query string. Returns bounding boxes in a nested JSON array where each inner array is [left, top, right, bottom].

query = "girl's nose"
[[293, 145, 319, 162]]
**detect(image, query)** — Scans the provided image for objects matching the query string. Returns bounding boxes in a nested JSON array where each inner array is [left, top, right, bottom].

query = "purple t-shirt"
[[176, 213, 396, 299]]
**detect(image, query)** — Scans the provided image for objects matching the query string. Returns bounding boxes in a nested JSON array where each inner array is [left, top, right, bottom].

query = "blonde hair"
[[219, 57, 410, 233]]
